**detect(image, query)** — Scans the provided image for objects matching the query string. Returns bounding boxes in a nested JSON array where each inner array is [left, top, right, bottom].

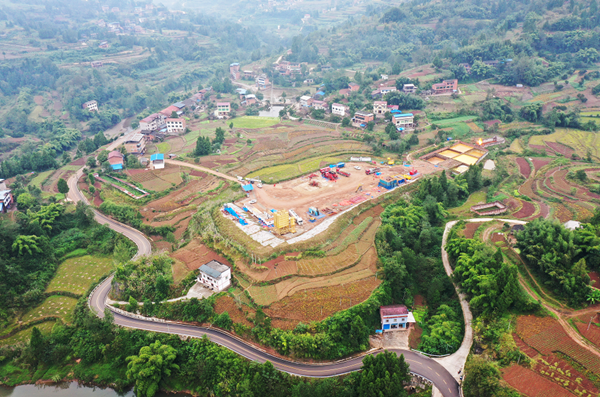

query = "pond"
[[0, 383, 191, 397]]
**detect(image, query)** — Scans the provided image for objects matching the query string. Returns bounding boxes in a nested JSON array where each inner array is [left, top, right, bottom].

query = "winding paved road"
[[69, 164, 459, 396]]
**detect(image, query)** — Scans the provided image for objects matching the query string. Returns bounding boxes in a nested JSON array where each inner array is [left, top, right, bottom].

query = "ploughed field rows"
[[264, 276, 382, 329], [516, 157, 532, 178], [247, 245, 379, 307], [502, 363, 595, 397], [517, 315, 600, 376]]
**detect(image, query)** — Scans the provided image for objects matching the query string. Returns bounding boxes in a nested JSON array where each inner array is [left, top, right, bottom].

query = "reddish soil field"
[[126, 169, 146, 176], [512, 334, 538, 358], [531, 158, 551, 170], [529, 144, 552, 155], [214, 296, 254, 328], [170, 240, 231, 271], [409, 323, 423, 349], [517, 315, 600, 374], [33, 95, 43, 105], [462, 222, 480, 239], [545, 141, 574, 157], [189, 170, 207, 177], [491, 233, 505, 244], [413, 294, 425, 307], [590, 271, 600, 289], [516, 158, 531, 178], [513, 200, 535, 218], [69, 157, 85, 166], [576, 321, 600, 348], [502, 365, 568, 397]]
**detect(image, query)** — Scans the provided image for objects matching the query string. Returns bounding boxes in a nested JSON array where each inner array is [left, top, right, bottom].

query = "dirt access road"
[[165, 159, 241, 184]]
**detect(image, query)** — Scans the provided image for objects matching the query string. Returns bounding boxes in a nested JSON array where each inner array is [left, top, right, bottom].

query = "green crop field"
[[432, 116, 477, 125], [231, 116, 279, 129], [247, 155, 346, 183], [46, 255, 114, 295], [29, 170, 53, 188], [157, 142, 171, 153], [0, 321, 55, 347], [21, 295, 78, 324]]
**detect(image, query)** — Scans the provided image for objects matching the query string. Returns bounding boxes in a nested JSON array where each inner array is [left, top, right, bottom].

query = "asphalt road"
[[71, 164, 459, 396]]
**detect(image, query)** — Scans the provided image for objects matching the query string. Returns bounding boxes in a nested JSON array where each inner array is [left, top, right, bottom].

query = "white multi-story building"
[[82, 100, 98, 112], [197, 260, 231, 292], [380, 304, 415, 331], [300, 95, 313, 107], [373, 101, 387, 115], [331, 103, 348, 117], [393, 113, 414, 130], [139, 113, 166, 131], [165, 118, 186, 134]]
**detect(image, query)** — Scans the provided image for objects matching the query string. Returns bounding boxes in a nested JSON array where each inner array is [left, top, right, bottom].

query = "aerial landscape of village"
[[3, 0, 600, 396]]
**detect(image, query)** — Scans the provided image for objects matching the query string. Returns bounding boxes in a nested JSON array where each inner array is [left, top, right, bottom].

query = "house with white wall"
[[197, 260, 231, 292], [380, 304, 415, 331]]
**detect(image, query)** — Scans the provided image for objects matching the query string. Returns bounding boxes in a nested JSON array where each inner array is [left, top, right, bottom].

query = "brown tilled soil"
[[531, 158, 551, 170], [513, 200, 536, 218], [214, 296, 254, 328], [170, 240, 231, 271], [462, 223, 480, 239], [589, 272, 600, 289], [264, 276, 381, 327], [545, 141, 574, 157], [516, 158, 531, 178], [70, 157, 86, 166]]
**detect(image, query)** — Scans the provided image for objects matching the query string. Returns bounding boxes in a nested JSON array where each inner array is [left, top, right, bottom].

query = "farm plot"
[[21, 296, 77, 324], [516, 158, 531, 179], [512, 200, 536, 219], [0, 322, 55, 347], [517, 315, 600, 375], [231, 116, 279, 129], [502, 364, 580, 397], [529, 129, 600, 160], [170, 240, 231, 273], [264, 276, 381, 326], [214, 295, 254, 328], [46, 255, 114, 295]]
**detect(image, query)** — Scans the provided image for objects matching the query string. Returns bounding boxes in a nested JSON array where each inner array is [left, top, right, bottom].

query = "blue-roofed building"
[[108, 150, 124, 170], [197, 260, 231, 292], [150, 153, 165, 169], [242, 184, 254, 192], [393, 113, 414, 130]]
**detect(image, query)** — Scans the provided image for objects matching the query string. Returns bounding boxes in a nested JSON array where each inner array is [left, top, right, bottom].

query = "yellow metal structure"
[[404, 174, 412, 180], [356, 185, 363, 193], [274, 210, 296, 235]]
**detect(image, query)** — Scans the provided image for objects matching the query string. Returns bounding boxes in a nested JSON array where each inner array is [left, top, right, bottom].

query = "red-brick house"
[[432, 79, 458, 95]]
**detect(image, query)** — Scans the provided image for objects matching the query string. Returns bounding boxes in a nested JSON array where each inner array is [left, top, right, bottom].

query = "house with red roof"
[[380, 304, 415, 331], [160, 105, 180, 117]]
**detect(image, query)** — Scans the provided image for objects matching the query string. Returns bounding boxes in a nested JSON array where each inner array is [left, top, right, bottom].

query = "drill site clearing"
[[220, 160, 440, 247]]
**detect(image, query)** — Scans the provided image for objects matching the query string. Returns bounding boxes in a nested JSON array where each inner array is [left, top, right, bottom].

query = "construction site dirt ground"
[[235, 160, 440, 239]]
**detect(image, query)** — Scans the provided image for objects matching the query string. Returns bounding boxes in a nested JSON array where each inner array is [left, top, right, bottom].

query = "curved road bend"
[[70, 165, 459, 396]]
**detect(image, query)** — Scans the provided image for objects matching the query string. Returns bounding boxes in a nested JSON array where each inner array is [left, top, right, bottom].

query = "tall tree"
[[126, 340, 179, 397]]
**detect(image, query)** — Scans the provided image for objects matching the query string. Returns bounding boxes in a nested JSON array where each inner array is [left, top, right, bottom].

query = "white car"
[[249, 199, 257, 204], [257, 183, 263, 188], [354, 166, 361, 170]]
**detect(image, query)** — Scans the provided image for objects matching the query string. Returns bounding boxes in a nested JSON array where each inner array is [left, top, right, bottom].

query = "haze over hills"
[[1, 0, 600, 396]]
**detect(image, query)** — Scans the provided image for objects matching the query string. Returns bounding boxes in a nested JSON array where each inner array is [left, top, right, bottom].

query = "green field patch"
[[29, 170, 54, 188], [247, 155, 346, 182], [156, 142, 171, 153], [21, 296, 77, 324], [432, 115, 477, 125], [329, 217, 373, 256], [0, 321, 55, 347], [185, 131, 201, 144], [231, 116, 279, 129], [449, 190, 487, 217], [581, 117, 600, 126], [46, 255, 114, 295]]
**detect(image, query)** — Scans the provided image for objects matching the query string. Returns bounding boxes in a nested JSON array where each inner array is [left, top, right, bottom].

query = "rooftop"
[[150, 153, 164, 161], [126, 133, 144, 143], [199, 260, 230, 279], [217, 102, 230, 106], [173, 102, 185, 109], [393, 113, 414, 118], [380, 305, 409, 317]]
